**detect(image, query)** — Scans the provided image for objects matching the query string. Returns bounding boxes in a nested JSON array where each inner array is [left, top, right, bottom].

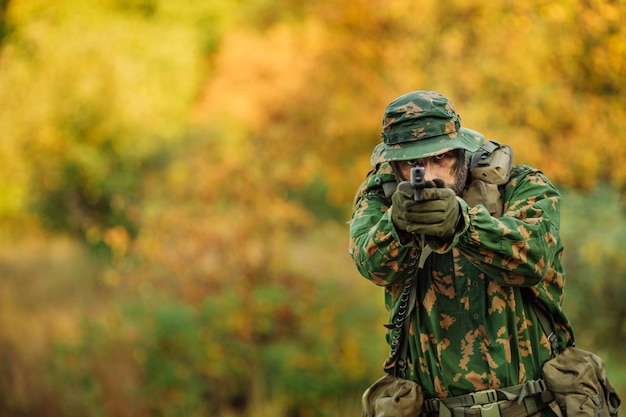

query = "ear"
[[390, 161, 406, 182]]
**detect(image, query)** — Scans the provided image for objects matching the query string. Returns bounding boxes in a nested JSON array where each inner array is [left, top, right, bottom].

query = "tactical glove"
[[391, 181, 421, 233], [391, 179, 460, 239]]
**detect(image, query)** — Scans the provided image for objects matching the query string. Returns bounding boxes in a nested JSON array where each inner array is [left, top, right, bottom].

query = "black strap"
[[393, 277, 417, 378], [530, 302, 560, 356], [385, 246, 423, 379], [469, 140, 501, 168]]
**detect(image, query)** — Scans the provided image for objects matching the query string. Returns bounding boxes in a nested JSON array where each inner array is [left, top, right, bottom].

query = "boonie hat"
[[374, 90, 485, 164]]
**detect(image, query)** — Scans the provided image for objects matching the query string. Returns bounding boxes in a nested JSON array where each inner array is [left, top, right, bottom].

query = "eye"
[[405, 159, 422, 167], [433, 153, 447, 161]]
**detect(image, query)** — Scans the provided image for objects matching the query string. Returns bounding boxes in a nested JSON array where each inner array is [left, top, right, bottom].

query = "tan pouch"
[[463, 181, 504, 218], [361, 374, 424, 417], [463, 141, 513, 218], [470, 141, 513, 185], [542, 347, 621, 417]]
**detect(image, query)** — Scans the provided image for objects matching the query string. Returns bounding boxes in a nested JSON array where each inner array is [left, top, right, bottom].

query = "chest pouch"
[[463, 140, 513, 218]]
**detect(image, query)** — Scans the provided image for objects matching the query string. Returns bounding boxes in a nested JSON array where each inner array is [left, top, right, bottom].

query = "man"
[[349, 90, 575, 415]]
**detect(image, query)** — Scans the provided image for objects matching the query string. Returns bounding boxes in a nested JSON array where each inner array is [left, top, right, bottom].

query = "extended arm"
[[455, 166, 564, 287]]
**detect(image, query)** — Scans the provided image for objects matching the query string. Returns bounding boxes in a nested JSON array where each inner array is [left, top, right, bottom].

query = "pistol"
[[410, 166, 426, 201]]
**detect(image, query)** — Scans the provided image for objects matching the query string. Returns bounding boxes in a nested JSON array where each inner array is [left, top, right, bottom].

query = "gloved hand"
[[391, 179, 460, 239]]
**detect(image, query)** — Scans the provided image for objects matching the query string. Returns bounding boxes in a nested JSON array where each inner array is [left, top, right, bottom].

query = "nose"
[[422, 161, 437, 181]]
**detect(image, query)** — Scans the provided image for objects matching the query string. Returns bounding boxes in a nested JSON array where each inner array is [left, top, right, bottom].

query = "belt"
[[424, 380, 554, 417]]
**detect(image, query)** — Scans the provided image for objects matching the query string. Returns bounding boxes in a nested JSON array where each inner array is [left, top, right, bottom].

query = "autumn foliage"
[[0, 0, 625, 416]]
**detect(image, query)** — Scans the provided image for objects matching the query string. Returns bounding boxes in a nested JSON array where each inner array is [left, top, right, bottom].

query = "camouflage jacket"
[[349, 162, 575, 398]]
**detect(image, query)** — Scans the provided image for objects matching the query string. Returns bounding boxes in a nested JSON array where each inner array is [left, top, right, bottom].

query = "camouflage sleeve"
[[349, 170, 421, 287], [454, 165, 564, 287]]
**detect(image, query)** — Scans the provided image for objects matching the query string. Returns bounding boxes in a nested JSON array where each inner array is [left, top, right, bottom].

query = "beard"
[[450, 159, 469, 196]]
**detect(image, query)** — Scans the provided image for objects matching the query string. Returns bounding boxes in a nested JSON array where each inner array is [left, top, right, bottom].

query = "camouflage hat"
[[375, 90, 485, 164]]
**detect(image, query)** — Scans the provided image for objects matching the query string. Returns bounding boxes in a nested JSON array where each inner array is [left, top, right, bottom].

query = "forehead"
[[401, 149, 457, 161]]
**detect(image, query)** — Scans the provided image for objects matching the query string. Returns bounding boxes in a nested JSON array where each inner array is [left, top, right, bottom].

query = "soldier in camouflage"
[[350, 91, 575, 415]]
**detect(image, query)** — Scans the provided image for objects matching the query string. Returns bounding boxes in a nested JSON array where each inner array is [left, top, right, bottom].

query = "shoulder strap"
[[530, 302, 560, 356], [382, 181, 398, 198], [470, 140, 501, 169]]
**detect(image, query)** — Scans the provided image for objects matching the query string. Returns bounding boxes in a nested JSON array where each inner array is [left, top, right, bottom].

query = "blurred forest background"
[[0, 0, 625, 416]]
